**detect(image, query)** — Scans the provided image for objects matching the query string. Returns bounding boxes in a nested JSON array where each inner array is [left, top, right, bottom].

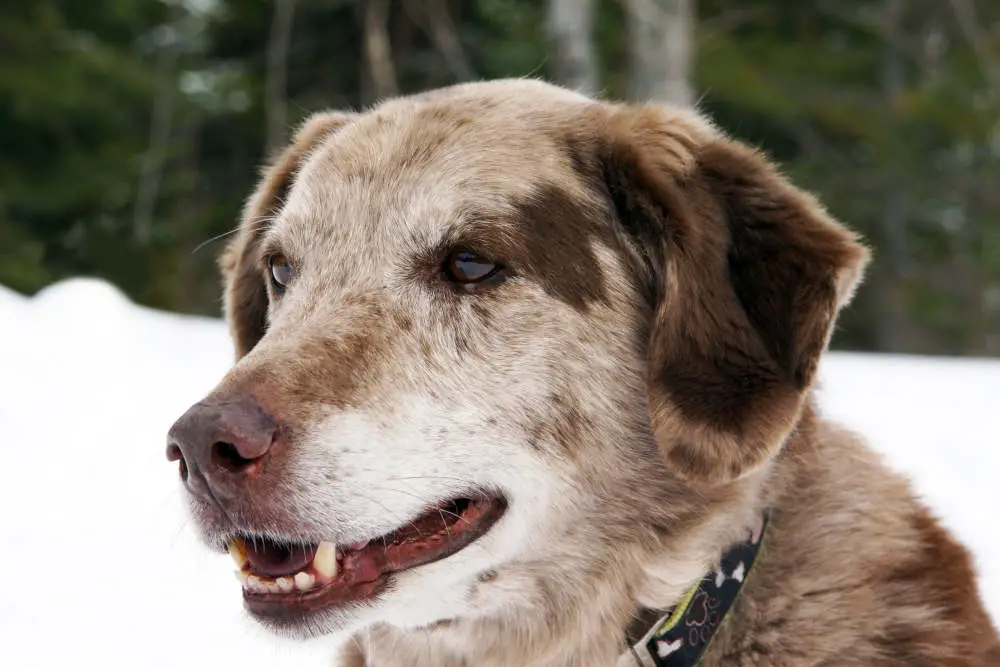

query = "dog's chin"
[[246, 600, 366, 639], [245, 581, 463, 641]]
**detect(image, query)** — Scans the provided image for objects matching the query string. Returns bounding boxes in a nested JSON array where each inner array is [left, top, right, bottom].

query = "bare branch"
[[697, 6, 775, 40], [815, 0, 924, 62], [402, 0, 474, 81], [948, 0, 1000, 95]]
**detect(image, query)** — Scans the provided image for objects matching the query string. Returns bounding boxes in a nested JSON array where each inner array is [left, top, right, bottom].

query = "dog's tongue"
[[244, 539, 318, 578]]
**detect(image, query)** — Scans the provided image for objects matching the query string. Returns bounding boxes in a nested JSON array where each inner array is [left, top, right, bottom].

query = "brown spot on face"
[[218, 304, 390, 425], [428, 619, 455, 631], [470, 301, 492, 323], [523, 390, 594, 456], [453, 328, 472, 355], [508, 184, 612, 312]]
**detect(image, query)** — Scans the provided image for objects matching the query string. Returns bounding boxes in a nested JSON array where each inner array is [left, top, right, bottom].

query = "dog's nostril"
[[166, 444, 188, 481], [212, 440, 261, 473]]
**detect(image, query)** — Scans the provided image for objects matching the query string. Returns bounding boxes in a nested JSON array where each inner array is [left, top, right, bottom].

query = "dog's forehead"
[[276, 86, 599, 265]]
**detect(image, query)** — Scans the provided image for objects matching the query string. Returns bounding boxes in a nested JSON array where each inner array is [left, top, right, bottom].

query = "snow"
[[0, 278, 997, 666]]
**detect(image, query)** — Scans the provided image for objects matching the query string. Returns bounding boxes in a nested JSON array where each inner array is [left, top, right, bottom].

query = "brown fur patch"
[[593, 104, 868, 484], [870, 506, 1000, 665]]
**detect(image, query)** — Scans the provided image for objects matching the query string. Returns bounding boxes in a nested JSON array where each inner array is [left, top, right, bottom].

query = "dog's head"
[[166, 79, 867, 639]]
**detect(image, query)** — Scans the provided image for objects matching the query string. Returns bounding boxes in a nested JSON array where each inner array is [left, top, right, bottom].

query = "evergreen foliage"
[[2, 0, 997, 354]]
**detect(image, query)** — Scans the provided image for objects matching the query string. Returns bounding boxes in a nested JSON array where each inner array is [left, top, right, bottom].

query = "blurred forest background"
[[2, 0, 999, 355]]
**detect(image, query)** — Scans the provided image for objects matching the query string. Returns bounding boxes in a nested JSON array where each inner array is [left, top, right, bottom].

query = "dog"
[[166, 79, 1000, 666]]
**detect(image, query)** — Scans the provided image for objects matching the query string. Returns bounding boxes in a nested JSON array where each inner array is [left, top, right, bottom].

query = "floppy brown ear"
[[599, 105, 869, 484], [219, 111, 358, 358]]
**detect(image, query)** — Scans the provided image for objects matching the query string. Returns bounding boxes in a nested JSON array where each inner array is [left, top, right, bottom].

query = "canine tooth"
[[313, 542, 338, 578], [264, 581, 281, 594], [276, 577, 295, 593], [228, 538, 248, 570], [247, 575, 264, 592], [294, 571, 316, 591]]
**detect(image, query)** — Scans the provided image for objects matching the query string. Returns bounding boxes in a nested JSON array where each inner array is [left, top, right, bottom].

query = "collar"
[[622, 511, 770, 667]]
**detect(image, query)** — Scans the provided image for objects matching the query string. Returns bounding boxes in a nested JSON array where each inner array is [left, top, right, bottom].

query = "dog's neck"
[[619, 511, 769, 667], [347, 506, 772, 667], [347, 427, 790, 667]]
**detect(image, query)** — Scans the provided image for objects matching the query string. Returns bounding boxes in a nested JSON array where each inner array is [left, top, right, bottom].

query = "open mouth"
[[228, 495, 507, 620]]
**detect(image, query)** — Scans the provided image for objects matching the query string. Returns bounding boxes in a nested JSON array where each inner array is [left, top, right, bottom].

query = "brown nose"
[[166, 397, 277, 501]]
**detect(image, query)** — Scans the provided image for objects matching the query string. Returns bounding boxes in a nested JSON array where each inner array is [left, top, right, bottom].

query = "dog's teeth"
[[313, 541, 338, 578], [264, 580, 281, 594], [276, 577, 295, 593], [228, 538, 248, 570], [294, 571, 316, 591], [247, 575, 264, 592], [236, 571, 249, 587]]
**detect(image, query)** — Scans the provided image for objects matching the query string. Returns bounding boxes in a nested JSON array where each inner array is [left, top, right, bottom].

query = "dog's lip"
[[228, 493, 508, 621]]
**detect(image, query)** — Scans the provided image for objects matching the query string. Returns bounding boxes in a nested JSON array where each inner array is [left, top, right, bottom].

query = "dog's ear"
[[597, 104, 868, 484], [220, 111, 358, 358]]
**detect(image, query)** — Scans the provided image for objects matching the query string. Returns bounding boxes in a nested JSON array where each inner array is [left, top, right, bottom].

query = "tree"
[[2, 0, 998, 357], [547, 0, 598, 94], [626, 0, 694, 105], [0, 0, 173, 296]]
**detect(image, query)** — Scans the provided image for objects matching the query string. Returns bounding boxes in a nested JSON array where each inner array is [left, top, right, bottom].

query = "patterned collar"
[[622, 511, 770, 667]]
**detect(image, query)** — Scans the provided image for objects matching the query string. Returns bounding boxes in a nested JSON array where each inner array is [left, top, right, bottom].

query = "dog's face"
[[166, 80, 867, 640]]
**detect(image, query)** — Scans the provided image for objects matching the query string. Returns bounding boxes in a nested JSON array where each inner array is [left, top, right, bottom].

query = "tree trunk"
[[363, 0, 399, 102], [871, 0, 914, 352], [627, 0, 694, 106], [133, 9, 183, 244], [266, 0, 297, 154], [547, 0, 597, 95]]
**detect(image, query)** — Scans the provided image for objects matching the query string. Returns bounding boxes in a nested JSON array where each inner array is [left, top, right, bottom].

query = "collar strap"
[[624, 510, 770, 667]]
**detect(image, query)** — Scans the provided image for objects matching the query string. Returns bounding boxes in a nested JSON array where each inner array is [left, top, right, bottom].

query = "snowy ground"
[[0, 278, 997, 667]]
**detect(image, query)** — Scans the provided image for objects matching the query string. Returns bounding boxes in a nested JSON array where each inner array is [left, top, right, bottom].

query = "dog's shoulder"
[[710, 409, 1000, 666]]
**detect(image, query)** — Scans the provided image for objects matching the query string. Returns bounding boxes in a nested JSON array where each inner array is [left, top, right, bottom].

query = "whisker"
[[167, 517, 189, 549], [437, 508, 455, 543], [191, 209, 284, 256], [351, 490, 428, 541], [382, 476, 497, 502], [191, 227, 241, 255], [366, 486, 472, 529]]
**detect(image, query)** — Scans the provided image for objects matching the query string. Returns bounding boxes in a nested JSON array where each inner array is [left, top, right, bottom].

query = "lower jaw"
[[243, 578, 389, 632]]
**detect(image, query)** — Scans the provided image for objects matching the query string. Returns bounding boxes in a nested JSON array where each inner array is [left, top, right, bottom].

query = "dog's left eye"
[[268, 254, 294, 289], [444, 250, 505, 285]]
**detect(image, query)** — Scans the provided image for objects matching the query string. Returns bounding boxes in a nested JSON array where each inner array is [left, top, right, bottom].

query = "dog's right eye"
[[268, 254, 294, 290], [443, 250, 506, 286]]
